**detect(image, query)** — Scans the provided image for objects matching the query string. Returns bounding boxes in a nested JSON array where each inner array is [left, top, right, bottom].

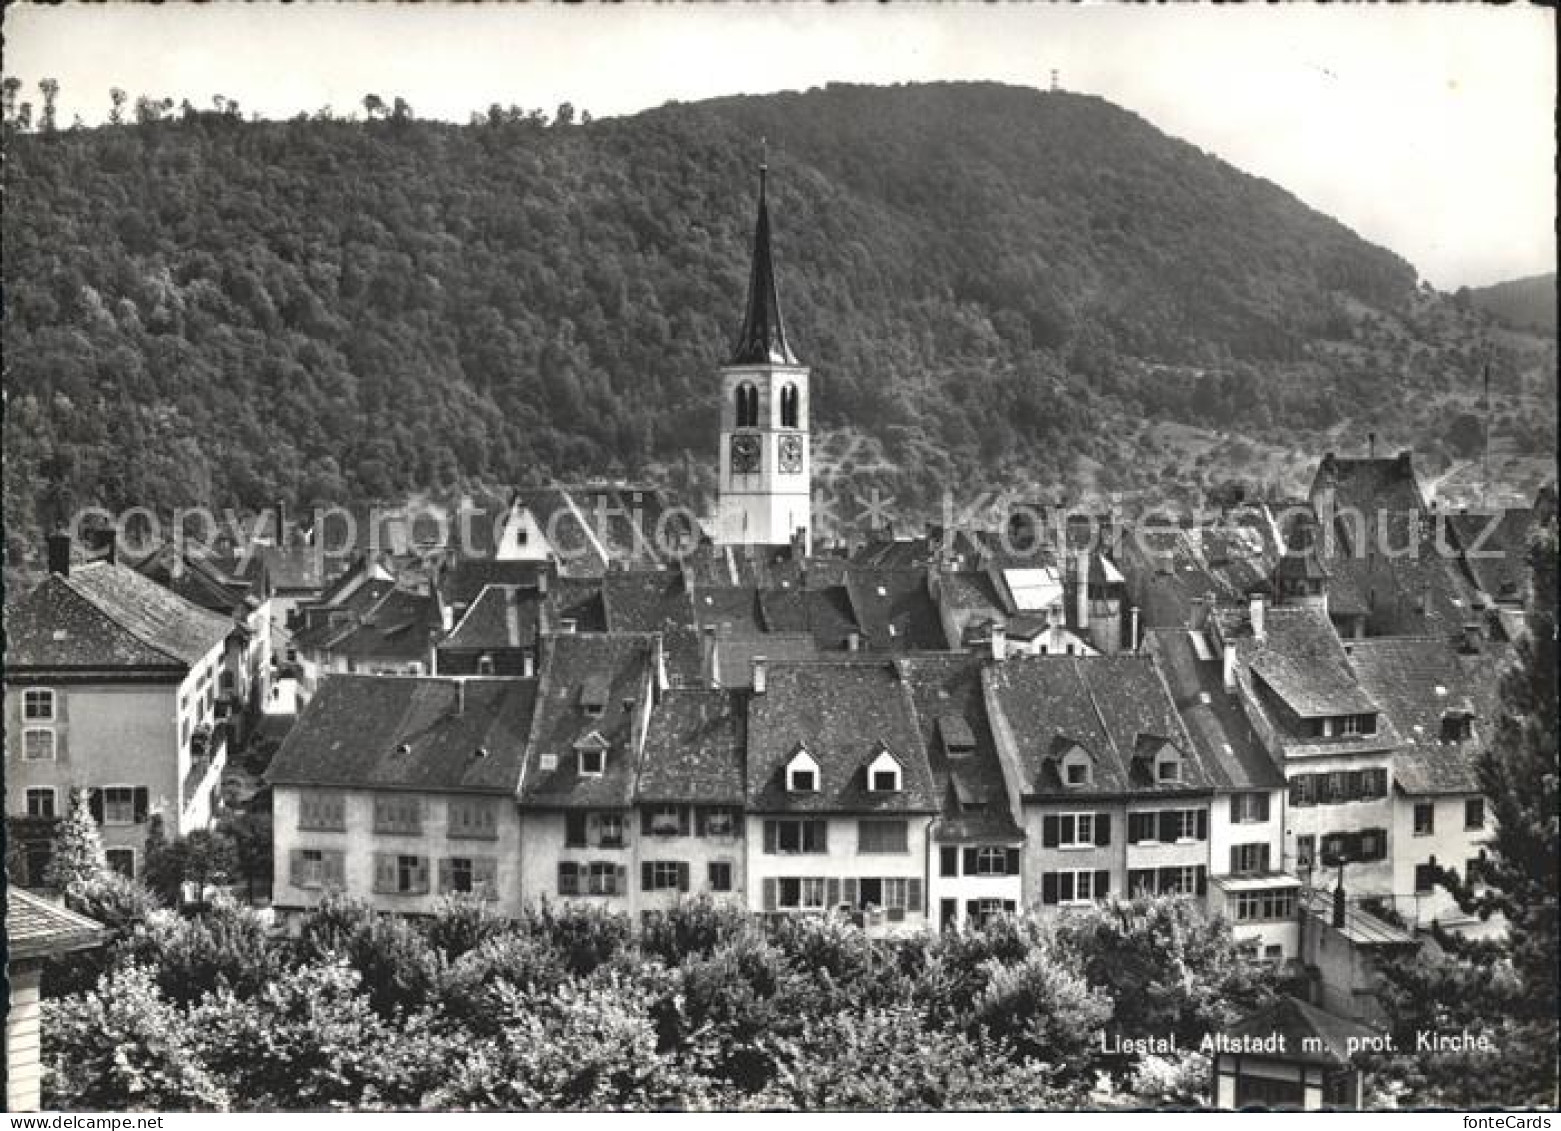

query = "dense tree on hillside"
[[1, 81, 1552, 543]]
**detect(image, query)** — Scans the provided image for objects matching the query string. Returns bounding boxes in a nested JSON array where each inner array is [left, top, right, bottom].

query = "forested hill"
[[1464, 273, 1557, 337], [3, 81, 1548, 544]]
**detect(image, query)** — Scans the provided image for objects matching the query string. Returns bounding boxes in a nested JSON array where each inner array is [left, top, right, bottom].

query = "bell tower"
[[716, 158, 811, 553]]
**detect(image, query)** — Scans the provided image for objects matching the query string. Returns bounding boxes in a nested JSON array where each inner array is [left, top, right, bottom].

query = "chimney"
[[750, 655, 767, 696], [1332, 874, 1346, 929], [1075, 552, 1090, 631], [536, 568, 549, 595], [522, 650, 536, 679], [1367, 431, 1376, 459], [1129, 605, 1140, 653], [273, 501, 287, 546], [846, 630, 862, 652], [702, 626, 722, 689], [1460, 622, 1482, 655], [1222, 640, 1238, 692], [46, 530, 71, 577], [990, 620, 1007, 662], [1249, 594, 1265, 643]]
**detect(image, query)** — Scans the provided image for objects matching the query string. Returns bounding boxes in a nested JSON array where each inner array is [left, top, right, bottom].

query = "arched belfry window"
[[780, 383, 799, 429], [735, 382, 759, 427]]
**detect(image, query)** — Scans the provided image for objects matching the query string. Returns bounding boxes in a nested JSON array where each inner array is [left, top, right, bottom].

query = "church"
[[715, 162, 812, 555]]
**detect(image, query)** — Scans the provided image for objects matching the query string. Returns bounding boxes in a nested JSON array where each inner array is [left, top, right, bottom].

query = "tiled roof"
[[317, 588, 442, 663], [6, 563, 233, 672], [850, 538, 935, 570], [519, 633, 657, 808], [692, 585, 766, 636], [844, 568, 947, 651], [1220, 996, 1380, 1069], [746, 659, 939, 813], [543, 577, 607, 632], [638, 688, 746, 805], [6, 888, 105, 961], [442, 585, 542, 651], [1143, 629, 1285, 791], [1321, 551, 1477, 639], [983, 654, 1210, 799], [1312, 452, 1426, 529], [1445, 508, 1534, 603], [897, 653, 1024, 842], [441, 560, 550, 611], [264, 674, 538, 792], [936, 569, 1004, 613], [758, 584, 860, 649], [602, 571, 694, 633], [1216, 605, 1378, 718], [1345, 635, 1502, 795], [715, 633, 820, 688], [133, 545, 255, 615]]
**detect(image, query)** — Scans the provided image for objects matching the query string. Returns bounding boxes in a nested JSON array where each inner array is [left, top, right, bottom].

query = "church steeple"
[[729, 157, 799, 367]]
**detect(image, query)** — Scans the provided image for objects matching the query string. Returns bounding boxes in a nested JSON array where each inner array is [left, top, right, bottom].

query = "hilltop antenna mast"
[[1481, 348, 1493, 509], [1050, 68, 1060, 93]]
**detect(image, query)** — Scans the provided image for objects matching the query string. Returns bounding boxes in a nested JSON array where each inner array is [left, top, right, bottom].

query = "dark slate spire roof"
[[729, 162, 800, 367]]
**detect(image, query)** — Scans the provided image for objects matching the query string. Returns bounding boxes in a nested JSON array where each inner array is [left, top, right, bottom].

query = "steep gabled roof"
[[602, 570, 694, 634], [265, 674, 538, 793], [745, 659, 938, 813], [6, 563, 233, 672], [638, 688, 746, 805], [983, 654, 1211, 800], [1143, 628, 1285, 791], [728, 165, 799, 367], [519, 632, 657, 808], [844, 568, 946, 651], [442, 584, 542, 652], [441, 559, 549, 611], [897, 653, 1024, 843], [1346, 635, 1504, 796], [1216, 604, 1379, 719]]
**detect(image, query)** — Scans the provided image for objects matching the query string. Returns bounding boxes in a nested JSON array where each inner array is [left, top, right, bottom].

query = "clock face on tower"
[[778, 433, 804, 474], [730, 433, 762, 474]]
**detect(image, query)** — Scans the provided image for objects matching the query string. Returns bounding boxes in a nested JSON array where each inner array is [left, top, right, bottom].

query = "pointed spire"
[[729, 147, 799, 367]]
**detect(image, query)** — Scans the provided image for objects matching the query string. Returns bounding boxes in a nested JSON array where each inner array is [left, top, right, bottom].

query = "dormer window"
[[574, 732, 609, 777], [868, 747, 902, 793], [1157, 757, 1181, 783], [1053, 739, 1094, 789], [580, 674, 608, 718], [939, 715, 976, 758], [1441, 712, 1474, 742], [787, 746, 820, 793]]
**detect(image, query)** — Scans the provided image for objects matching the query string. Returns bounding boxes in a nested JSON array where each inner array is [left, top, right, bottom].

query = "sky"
[[4, 3, 1555, 290]]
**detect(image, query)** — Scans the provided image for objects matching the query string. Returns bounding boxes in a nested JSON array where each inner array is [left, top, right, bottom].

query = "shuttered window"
[[858, 820, 909, 854], [300, 791, 347, 831], [372, 852, 430, 894], [373, 795, 422, 835], [290, 848, 346, 889], [447, 798, 499, 840]]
